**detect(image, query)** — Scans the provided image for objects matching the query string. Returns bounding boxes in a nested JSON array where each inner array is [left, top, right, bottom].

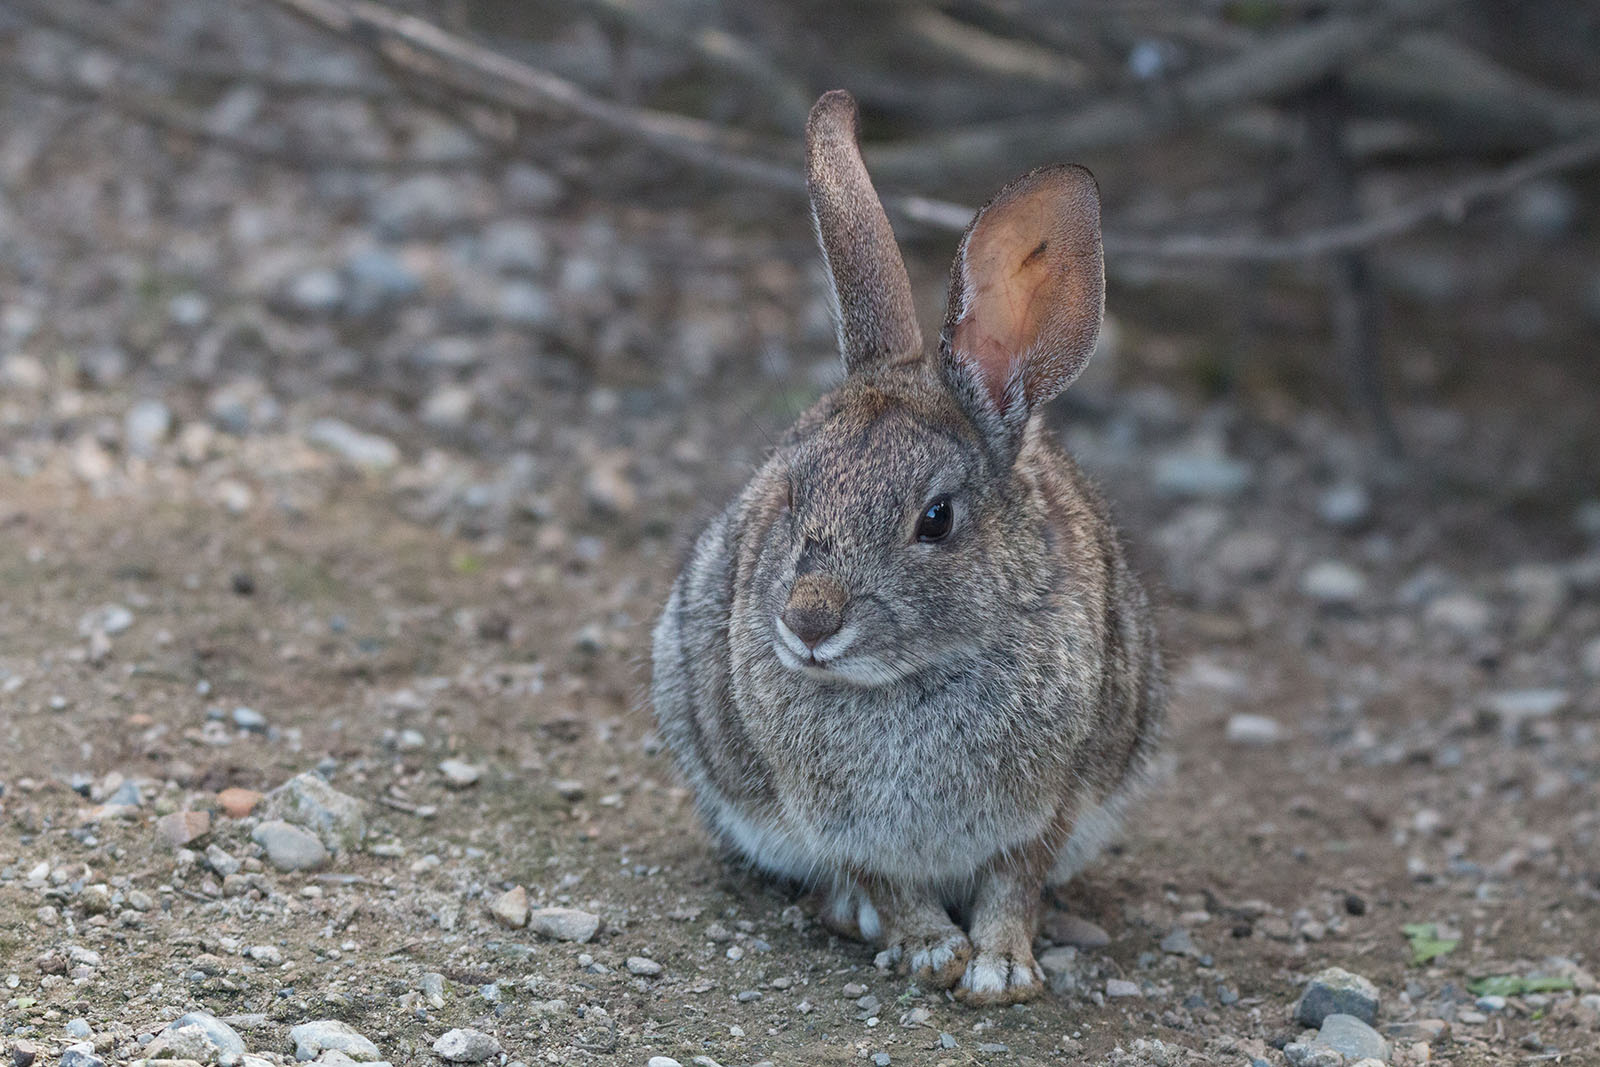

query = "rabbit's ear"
[[806, 90, 923, 374], [940, 165, 1103, 416]]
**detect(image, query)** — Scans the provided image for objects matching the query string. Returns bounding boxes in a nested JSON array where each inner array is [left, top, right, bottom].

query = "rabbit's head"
[[738, 90, 1106, 689]]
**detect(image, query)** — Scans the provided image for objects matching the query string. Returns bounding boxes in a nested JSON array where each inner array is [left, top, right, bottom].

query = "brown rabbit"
[[652, 90, 1164, 1003]]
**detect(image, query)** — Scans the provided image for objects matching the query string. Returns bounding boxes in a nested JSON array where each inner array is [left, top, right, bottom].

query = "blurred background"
[[2, 3, 1600, 1060]]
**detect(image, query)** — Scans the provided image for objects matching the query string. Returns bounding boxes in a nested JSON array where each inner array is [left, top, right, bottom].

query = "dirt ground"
[[3, 3, 1600, 1066]]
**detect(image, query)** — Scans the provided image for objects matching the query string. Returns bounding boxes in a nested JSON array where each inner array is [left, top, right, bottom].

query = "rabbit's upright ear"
[[806, 90, 923, 374], [939, 165, 1103, 425]]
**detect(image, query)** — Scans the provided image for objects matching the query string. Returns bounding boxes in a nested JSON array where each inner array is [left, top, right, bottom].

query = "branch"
[[861, 0, 1459, 185]]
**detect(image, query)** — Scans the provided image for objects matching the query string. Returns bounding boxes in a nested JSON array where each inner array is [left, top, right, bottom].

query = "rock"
[[289, 1021, 381, 1062], [1225, 713, 1284, 745], [59, 1045, 103, 1067], [251, 820, 328, 872], [1424, 593, 1492, 636], [1037, 946, 1077, 976], [1212, 530, 1282, 582], [157, 811, 211, 849], [645, 1059, 682, 1067], [125, 399, 172, 457], [283, 268, 346, 316], [502, 163, 564, 211], [1480, 689, 1570, 740], [245, 945, 282, 965], [489, 886, 528, 929], [1159, 927, 1197, 956], [527, 906, 599, 943], [217, 788, 262, 819], [627, 956, 663, 976], [1282, 1043, 1343, 1067], [1300, 561, 1367, 607], [1106, 978, 1141, 998], [1313, 1014, 1390, 1062], [371, 175, 480, 238], [264, 772, 366, 852], [1317, 484, 1372, 531], [231, 707, 267, 732], [1153, 451, 1252, 499], [205, 844, 241, 877], [481, 221, 550, 274], [1043, 913, 1110, 949], [79, 603, 134, 637], [64, 1020, 90, 1039], [420, 386, 474, 429], [11, 1039, 39, 1067], [1384, 1019, 1449, 1043], [344, 248, 421, 315], [305, 419, 399, 470], [438, 759, 482, 789], [164, 1013, 245, 1061], [430, 1029, 500, 1063], [1296, 967, 1381, 1027], [207, 380, 281, 435], [147, 1023, 221, 1063]]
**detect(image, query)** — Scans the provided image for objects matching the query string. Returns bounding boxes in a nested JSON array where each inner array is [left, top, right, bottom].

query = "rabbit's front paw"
[[955, 947, 1046, 1004], [875, 928, 971, 989]]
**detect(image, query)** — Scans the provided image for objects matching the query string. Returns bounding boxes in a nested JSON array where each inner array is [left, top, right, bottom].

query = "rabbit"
[[651, 89, 1165, 1004]]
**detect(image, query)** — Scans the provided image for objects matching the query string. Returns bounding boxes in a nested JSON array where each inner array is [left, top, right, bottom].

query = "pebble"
[[421, 972, 447, 1009], [1316, 483, 1371, 530], [1224, 713, 1284, 745], [627, 956, 663, 976], [489, 886, 529, 929], [1295, 967, 1380, 1027], [1481, 688, 1570, 739], [1303, 1014, 1389, 1063], [157, 810, 211, 848], [124, 399, 172, 457], [304, 419, 400, 470], [1424, 593, 1492, 635], [1106, 978, 1141, 998], [1476, 994, 1507, 1012], [645, 1059, 682, 1067], [1037, 946, 1078, 976], [1043, 913, 1111, 948], [231, 706, 267, 732], [1153, 451, 1252, 499], [148, 1023, 222, 1063], [165, 1012, 246, 1060], [527, 906, 599, 943], [438, 759, 482, 789], [283, 268, 346, 315], [1299, 560, 1367, 606], [264, 772, 366, 853], [11, 1040, 39, 1067], [431, 1029, 500, 1063], [288, 1020, 381, 1062], [206, 844, 241, 877], [344, 248, 421, 315], [64, 1020, 90, 1038], [871, 1054, 890, 1067], [371, 174, 480, 238], [79, 603, 134, 637], [1384, 1018, 1449, 1043], [59, 1045, 102, 1067], [1212, 529, 1281, 581], [252, 820, 329, 872], [217, 788, 263, 818], [1159, 927, 1197, 956]]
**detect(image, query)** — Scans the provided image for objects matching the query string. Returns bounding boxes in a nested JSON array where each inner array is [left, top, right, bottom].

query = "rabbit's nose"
[[782, 574, 846, 650]]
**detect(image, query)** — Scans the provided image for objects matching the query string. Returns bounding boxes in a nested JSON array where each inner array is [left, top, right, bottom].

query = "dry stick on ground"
[[862, 0, 1460, 184]]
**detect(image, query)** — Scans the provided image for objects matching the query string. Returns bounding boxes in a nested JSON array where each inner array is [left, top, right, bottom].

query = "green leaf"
[[1402, 922, 1459, 965], [1467, 975, 1576, 997]]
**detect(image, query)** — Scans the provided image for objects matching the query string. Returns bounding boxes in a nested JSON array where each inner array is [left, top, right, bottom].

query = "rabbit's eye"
[[916, 496, 954, 543]]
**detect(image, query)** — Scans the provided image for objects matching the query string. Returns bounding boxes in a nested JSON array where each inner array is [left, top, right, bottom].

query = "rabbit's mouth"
[[771, 615, 875, 683]]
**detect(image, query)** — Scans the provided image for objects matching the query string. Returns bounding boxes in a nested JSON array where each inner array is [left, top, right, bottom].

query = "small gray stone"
[[1481, 689, 1570, 739], [1300, 561, 1367, 607], [231, 706, 267, 732], [489, 886, 528, 929], [645, 1059, 682, 1067], [289, 1020, 380, 1062], [431, 1028, 500, 1063], [124, 399, 172, 457], [344, 248, 421, 315], [1424, 593, 1492, 636], [263, 772, 366, 853], [165, 1012, 245, 1060], [1036, 946, 1078, 976], [1043, 913, 1110, 949], [1225, 713, 1284, 746], [1317, 483, 1372, 530], [1295, 967, 1381, 1027], [502, 163, 564, 211], [1314, 1014, 1390, 1062], [1476, 994, 1507, 1012], [1159, 927, 1197, 956], [1212, 530, 1282, 581], [627, 956, 663, 976], [872, 1054, 891, 1067], [283, 268, 346, 315], [438, 759, 482, 789], [252, 820, 328, 872], [205, 844, 241, 877], [371, 174, 478, 238], [1154, 452, 1252, 499], [148, 1023, 220, 1063], [1282, 1043, 1343, 1067], [59, 1045, 103, 1067], [481, 221, 550, 274], [305, 419, 399, 470], [64, 1020, 91, 1039], [527, 906, 599, 943], [1106, 978, 1141, 998]]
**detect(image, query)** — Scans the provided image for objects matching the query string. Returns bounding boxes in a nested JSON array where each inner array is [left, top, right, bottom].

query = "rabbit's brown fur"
[[652, 90, 1164, 1003]]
